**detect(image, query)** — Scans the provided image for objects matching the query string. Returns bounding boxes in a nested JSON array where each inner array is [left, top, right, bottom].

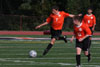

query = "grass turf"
[[0, 35, 100, 67]]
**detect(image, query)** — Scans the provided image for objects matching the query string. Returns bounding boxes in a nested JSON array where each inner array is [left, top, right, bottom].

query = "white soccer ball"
[[29, 50, 37, 58]]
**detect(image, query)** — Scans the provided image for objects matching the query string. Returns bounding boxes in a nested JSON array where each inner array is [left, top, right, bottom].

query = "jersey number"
[[56, 18, 58, 22]]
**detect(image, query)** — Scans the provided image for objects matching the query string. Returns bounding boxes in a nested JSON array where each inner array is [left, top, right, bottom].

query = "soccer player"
[[70, 16, 92, 67], [35, 6, 74, 56], [82, 8, 96, 59], [82, 8, 96, 34]]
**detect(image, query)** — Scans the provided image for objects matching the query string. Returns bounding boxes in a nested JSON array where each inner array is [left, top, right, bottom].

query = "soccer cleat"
[[76, 65, 81, 67], [63, 35, 67, 43], [43, 49, 49, 56]]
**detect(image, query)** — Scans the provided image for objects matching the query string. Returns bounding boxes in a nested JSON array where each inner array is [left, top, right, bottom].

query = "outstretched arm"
[[69, 14, 75, 18], [69, 14, 82, 18], [35, 22, 48, 29]]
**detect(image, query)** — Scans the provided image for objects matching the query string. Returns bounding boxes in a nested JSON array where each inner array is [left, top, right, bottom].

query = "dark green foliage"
[[0, 0, 100, 31]]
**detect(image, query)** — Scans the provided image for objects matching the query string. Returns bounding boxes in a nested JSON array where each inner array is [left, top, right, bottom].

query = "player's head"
[[87, 8, 93, 14], [73, 15, 81, 25], [52, 5, 59, 14]]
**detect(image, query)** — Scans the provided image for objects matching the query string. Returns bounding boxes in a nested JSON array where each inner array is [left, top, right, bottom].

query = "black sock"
[[46, 43, 53, 50], [43, 43, 53, 55], [76, 55, 81, 66], [87, 53, 91, 57]]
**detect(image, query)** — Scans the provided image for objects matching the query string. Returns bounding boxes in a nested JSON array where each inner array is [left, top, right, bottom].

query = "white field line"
[[0, 63, 74, 66], [0, 58, 100, 67]]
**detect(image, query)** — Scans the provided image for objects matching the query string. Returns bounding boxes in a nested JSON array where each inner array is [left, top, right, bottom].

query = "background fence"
[[0, 14, 74, 31], [0, 0, 100, 31]]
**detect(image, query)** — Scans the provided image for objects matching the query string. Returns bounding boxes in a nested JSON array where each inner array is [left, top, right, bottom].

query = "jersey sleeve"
[[62, 11, 69, 17], [46, 16, 52, 23], [83, 24, 91, 36], [82, 15, 86, 23], [93, 15, 96, 25]]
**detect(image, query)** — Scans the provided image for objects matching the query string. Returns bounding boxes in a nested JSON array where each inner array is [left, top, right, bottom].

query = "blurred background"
[[0, 0, 100, 31]]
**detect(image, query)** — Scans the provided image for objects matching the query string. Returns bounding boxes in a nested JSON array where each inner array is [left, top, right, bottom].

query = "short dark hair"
[[87, 7, 93, 11], [52, 5, 59, 10], [73, 15, 81, 22]]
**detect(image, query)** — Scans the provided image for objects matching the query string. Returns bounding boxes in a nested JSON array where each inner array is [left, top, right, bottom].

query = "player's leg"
[[76, 39, 82, 67], [76, 47, 82, 67], [89, 27, 93, 50], [88, 37, 92, 62], [59, 35, 67, 43], [88, 27, 93, 62], [43, 38, 56, 56], [84, 51, 91, 62], [43, 28, 56, 56], [56, 30, 67, 43], [88, 37, 91, 52], [83, 37, 91, 62]]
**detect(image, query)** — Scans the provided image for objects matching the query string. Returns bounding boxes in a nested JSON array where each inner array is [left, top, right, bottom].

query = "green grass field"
[[0, 35, 100, 67]]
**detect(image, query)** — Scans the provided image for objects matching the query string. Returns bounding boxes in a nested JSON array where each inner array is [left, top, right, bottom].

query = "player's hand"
[[35, 26, 41, 29], [78, 14, 82, 16], [70, 38, 73, 43], [92, 27, 94, 31]]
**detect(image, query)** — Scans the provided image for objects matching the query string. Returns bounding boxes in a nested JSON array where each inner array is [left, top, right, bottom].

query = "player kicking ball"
[[70, 16, 92, 67], [35, 6, 75, 56]]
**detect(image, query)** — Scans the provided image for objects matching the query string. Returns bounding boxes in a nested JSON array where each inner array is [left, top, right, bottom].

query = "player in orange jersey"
[[83, 8, 96, 34], [35, 6, 75, 56], [70, 16, 92, 67], [82, 8, 96, 60]]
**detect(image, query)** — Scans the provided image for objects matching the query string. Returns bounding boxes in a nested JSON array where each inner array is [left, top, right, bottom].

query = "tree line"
[[0, 0, 100, 31]]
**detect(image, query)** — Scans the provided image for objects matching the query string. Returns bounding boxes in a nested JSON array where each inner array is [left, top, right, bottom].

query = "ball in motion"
[[29, 50, 37, 58]]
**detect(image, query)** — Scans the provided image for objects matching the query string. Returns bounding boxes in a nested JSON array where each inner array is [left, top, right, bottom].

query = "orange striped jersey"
[[46, 11, 69, 30], [82, 14, 96, 27], [74, 22, 91, 40]]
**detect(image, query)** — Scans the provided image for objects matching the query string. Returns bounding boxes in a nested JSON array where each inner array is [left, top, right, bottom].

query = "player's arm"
[[79, 35, 90, 42], [63, 11, 74, 18], [35, 16, 52, 29], [35, 22, 48, 29], [79, 26, 91, 42], [69, 14, 75, 18], [92, 24, 96, 31], [63, 11, 81, 18], [92, 16, 96, 31], [69, 14, 82, 18], [70, 30, 76, 43], [70, 35, 75, 43]]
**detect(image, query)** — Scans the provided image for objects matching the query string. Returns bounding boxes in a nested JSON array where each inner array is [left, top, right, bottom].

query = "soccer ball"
[[29, 50, 37, 58]]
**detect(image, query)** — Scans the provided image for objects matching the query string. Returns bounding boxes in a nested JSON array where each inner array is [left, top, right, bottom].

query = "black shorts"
[[50, 28, 62, 39], [76, 37, 90, 51], [89, 27, 93, 35]]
